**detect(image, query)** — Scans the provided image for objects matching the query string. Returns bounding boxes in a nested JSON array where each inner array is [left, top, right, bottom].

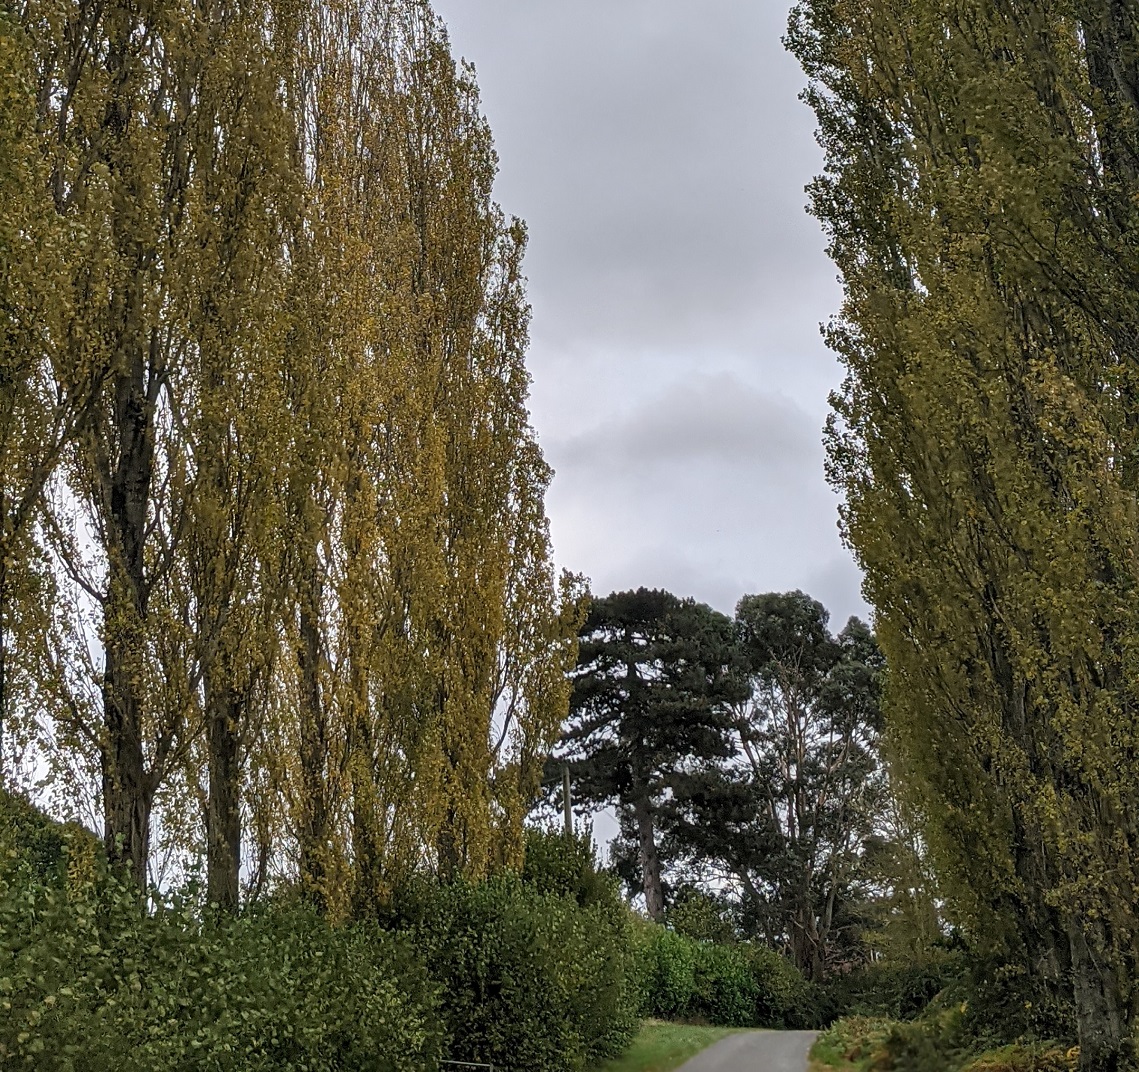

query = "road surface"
[[677, 1030, 818, 1072]]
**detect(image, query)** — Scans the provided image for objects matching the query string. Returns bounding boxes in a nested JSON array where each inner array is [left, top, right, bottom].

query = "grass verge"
[[591, 1020, 741, 1072]]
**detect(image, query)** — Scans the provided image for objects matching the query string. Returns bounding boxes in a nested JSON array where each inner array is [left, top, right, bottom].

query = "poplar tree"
[[790, 1, 1139, 1065], [6, 0, 577, 914], [0, 12, 107, 783], [20, 0, 297, 888], [272, 0, 581, 905]]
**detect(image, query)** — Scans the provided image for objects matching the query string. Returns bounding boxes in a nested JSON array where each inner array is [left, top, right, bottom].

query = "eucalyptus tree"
[[642, 592, 884, 978], [790, 1, 1139, 1065]]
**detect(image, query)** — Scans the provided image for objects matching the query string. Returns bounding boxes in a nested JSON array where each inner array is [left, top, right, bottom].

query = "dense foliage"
[[0, 835, 443, 1071], [1, 0, 582, 908], [788, 1, 1139, 1066], [632, 921, 820, 1030], [0, 807, 652, 1072]]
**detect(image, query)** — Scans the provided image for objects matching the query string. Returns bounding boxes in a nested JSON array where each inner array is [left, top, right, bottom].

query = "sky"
[[430, 0, 868, 631]]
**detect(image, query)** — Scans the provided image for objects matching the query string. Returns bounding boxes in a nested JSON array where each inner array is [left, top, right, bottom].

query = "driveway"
[[676, 1030, 818, 1072]]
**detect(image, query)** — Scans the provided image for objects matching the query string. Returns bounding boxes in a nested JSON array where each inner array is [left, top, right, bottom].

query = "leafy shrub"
[[640, 925, 698, 1018], [956, 960, 1076, 1051], [959, 1044, 1079, 1072], [746, 942, 823, 1028], [0, 788, 97, 884], [521, 826, 618, 910], [810, 1016, 895, 1067], [633, 921, 817, 1028], [826, 956, 964, 1022], [0, 828, 442, 1072], [667, 886, 737, 945], [390, 875, 639, 1072], [690, 941, 757, 1026]]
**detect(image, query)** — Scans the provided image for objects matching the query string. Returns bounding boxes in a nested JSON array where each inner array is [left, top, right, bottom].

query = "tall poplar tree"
[[0, 11, 107, 784], [21, 0, 297, 888], [790, 1, 1139, 1066], [272, 0, 581, 906]]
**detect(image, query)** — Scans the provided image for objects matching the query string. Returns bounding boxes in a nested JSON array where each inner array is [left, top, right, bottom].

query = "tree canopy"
[[789, 1, 1139, 1066], [0, 0, 581, 914], [555, 588, 745, 920]]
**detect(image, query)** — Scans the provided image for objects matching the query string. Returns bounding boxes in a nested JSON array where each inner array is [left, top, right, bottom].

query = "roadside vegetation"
[[7, 0, 1139, 1066], [592, 1022, 741, 1072]]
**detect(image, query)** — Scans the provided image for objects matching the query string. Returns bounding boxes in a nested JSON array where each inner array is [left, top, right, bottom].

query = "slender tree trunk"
[[206, 672, 242, 911], [348, 680, 382, 906], [634, 794, 664, 921], [98, 22, 162, 891], [102, 640, 153, 887], [297, 595, 330, 907], [101, 353, 158, 889]]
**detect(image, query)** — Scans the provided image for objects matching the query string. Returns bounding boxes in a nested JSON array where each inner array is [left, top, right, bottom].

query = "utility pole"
[[562, 764, 572, 838]]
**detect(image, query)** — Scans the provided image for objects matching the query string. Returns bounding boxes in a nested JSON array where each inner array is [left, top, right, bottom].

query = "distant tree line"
[[549, 587, 922, 983]]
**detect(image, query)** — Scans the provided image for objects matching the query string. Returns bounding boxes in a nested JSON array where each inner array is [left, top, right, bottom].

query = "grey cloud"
[[541, 373, 862, 619], [553, 373, 815, 472], [430, 1, 868, 641], [435, 0, 832, 355]]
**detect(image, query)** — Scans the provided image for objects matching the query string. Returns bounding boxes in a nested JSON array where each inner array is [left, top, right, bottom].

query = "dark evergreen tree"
[[552, 588, 747, 920]]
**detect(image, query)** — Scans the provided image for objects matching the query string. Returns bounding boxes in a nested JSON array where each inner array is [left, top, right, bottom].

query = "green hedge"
[[0, 840, 442, 1071], [632, 920, 820, 1029], [1, 800, 825, 1070], [389, 871, 639, 1072]]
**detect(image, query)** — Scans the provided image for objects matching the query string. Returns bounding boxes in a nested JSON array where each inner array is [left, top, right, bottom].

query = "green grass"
[[591, 1020, 742, 1072]]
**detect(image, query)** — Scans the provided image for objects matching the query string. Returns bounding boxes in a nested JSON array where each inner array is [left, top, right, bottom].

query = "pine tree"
[[556, 588, 746, 920]]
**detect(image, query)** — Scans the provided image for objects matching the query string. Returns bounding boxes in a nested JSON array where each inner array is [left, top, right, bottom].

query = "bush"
[[667, 887, 737, 945], [390, 875, 639, 1072], [825, 956, 965, 1022], [521, 826, 619, 910], [0, 828, 442, 1072], [633, 921, 819, 1028], [0, 788, 98, 884], [747, 942, 824, 1028], [691, 941, 758, 1027]]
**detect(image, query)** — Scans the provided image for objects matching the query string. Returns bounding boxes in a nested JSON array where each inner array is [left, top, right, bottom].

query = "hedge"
[[0, 843, 442, 1071], [387, 835, 641, 1072], [632, 919, 821, 1029]]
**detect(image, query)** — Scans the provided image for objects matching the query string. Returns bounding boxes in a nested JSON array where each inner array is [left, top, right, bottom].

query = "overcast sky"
[[431, 0, 868, 631]]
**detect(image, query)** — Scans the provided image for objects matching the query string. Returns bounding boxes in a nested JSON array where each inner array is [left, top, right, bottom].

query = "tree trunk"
[[634, 795, 664, 921], [206, 673, 242, 912], [348, 697, 382, 907], [101, 353, 157, 890], [1068, 918, 1132, 1072], [297, 596, 330, 908], [102, 639, 153, 888]]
